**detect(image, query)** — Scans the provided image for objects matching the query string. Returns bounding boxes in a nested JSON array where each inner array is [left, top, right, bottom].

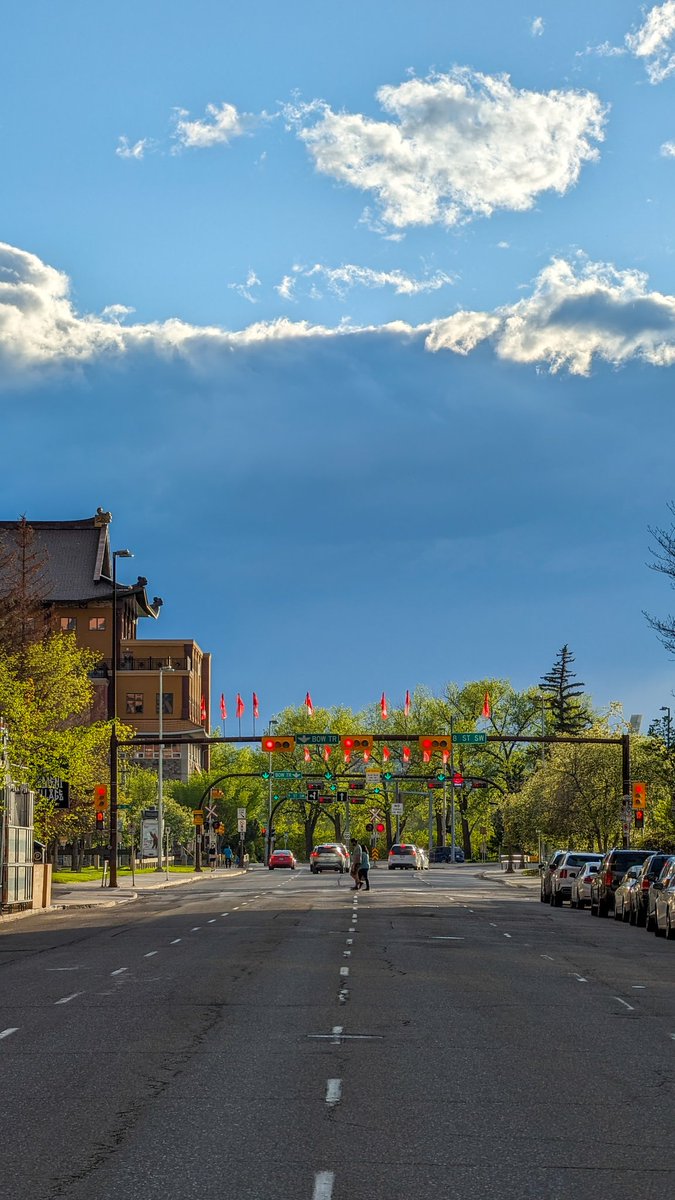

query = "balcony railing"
[[119, 657, 191, 672]]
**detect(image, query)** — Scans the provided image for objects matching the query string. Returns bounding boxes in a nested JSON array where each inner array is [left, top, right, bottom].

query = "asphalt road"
[[0, 865, 674, 1200]]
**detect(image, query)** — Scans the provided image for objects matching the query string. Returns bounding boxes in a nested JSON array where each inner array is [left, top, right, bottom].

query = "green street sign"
[[273, 770, 303, 780], [295, 733, 340, 745], [288, 791, 306, 800], [452, 732, 487, 745]]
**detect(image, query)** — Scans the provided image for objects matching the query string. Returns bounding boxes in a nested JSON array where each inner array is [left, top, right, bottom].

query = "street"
[[1, 865, 674, 1200]]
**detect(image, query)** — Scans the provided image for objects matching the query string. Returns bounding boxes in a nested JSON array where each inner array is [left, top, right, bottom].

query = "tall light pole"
[[266, 718, 278, 864], [157, 661, 174, 872], [109, 548, 133, 889], [660, 705, 671, 751]]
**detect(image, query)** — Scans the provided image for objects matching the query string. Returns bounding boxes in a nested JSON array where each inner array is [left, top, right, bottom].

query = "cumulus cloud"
[[116, 136, 152, 160], [626, 1, 675, 82], [531, 17, 544, 37], [275, 274, 296, 301], [172, 101, 250, 150], [426, 257, 675, 374], [291, 68, 606, 229], [661, 140, 675, 155], [3, 242, 675, 384]]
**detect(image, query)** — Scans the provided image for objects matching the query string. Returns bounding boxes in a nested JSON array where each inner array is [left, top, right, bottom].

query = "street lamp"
[[660, 705, 671, 751], [156, 660, 174, 872], [109, 549, 133, 889]]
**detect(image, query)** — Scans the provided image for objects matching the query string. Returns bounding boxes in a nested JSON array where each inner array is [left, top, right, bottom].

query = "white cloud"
[[292, 69, 606, 229], [577, 41, 626, 60], [295, 262, 456, 298], [172, 101, 249, 150], [101, 304, 136, 322], [4, 242, 675, 383], [626, 2, 675, 82], [426, 256, 675, 374], [275, 275, 296, 301], [116, 136, 152, 160], [531, 17, 544, 37], [228, 270, 261, 303], [661, 140, 675, 155]]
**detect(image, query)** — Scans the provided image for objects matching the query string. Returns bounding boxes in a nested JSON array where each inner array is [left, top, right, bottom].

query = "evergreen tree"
[[540, 645, 590, 735]]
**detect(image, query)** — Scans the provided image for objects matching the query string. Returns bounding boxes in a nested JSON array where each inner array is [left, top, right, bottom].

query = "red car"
[[268, 849, 296, 870]]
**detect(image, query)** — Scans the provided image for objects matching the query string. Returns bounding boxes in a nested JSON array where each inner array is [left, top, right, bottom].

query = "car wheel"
[[554, 892, 563, 907], [666, 911, 675, 941], [268, 866, 273, 870], [646, 910, 655, 932], [598, 901, 608, 918], [540, 888, 547, 903], [614, 901, 622, 921], [578, 898, 586, 910], [629, 905, 636, 926], [635, 905, 645, 928], [570, 895, 577, 909]]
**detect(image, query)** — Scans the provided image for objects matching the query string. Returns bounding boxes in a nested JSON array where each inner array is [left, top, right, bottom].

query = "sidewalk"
[[478, 864, 540, 892], [1, 867, 248, 923]]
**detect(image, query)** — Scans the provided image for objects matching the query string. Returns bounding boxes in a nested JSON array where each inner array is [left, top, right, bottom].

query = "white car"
[[309, 844, 349, 874], [550, 851, 602, 906], [570, 860, 601, 909], [388, 844, 421, 870]]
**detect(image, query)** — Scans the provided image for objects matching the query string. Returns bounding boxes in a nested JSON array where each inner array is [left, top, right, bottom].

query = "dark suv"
[[631, 853, 672, 927], [590, 848, 651, 917]]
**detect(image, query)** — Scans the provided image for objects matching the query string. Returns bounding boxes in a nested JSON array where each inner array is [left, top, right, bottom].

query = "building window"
[[89, 616, 106, 632], [60, 617, 77, 632], [155, 692, 174, 716], [126, 693, 144, 714]]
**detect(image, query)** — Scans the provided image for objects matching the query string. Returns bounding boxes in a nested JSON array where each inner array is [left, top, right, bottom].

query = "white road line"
[[54, 993, 81, 1005], [430, 936, 464, 940], [313, 1171, 334, 1200], [632, 985, 646, 989], [340, 966, 349, 977], [489, 922, 497, 927], [325, 1079, 342, 1106], [348, 927, 356, 933], [541, 954, 554, 961], [0, 1028, 18, 1040], [221, 912, 229, 916], [208, 919, 216, 924], [190, 927, 201, 932], [573, 974, 587, 983], [503, 933, 512, 939], [343, 950, 351, 957], [331, 1026, 343, 1044], [170, 939, 182, 944], [346, 938, 353, 945], [144, 951, 158, 958], [111, 968, 128, 976], [614, 997, 635, 1011]]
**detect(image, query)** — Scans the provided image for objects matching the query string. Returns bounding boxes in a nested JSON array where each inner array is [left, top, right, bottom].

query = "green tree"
[[540, 645, 590, 734]]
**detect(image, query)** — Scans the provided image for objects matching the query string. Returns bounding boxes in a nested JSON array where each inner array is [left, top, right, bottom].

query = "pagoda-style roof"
[[0, 508, 162, 618]]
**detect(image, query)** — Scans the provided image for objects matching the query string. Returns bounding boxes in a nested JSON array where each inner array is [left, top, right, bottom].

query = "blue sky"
[[3, 0, 675, 729]]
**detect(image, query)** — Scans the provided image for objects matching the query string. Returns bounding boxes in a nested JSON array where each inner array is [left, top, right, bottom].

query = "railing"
[[119, 657, 191, 672]]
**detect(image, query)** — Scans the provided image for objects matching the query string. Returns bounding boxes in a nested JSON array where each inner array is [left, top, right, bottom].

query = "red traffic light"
[[95, 811, 104, 830], [452, 773, 464, 786], [375, 822, 385, 833]]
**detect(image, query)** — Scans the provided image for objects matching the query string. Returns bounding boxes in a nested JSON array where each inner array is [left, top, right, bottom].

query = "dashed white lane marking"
[[343, 951, 351, 957], [614, 997, 635, 1011], [503, 933, 512, 939], [348, 927, 356, 933], [325, 1079, 342, 1106], [221, 912, 229, 916], [632, 985, 646, 989], [170, 939, 181, 945], [573, 974, 587, 983], [111, 968, 128, 976], [331, 1026, 343, 1043], [489, 922, 497, 927], [190, 927, 201, 932], [46, 966, 80, 972], [340, 966, 350, 977], [0, 1028, 19, 1040], [346, 938, 353, 945], [313, 1171, 334, 1200], [208, 919, 217, 924], [541, 954, 554, 961], [54, 993, 82, 1005], [144, 951, 158, 958], [430, 936, 464, 941]]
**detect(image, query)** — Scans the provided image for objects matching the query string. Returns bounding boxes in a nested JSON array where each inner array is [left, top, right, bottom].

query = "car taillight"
[[559, 869, 567, 879], [642, 878, 650, 890], [604, 871, 613, 886]]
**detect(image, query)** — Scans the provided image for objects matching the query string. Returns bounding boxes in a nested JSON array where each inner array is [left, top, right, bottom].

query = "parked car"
[[428, 846, 465, 863], [613, 864, 643, 921], [550, 851, 602, 906], [388, 844, 421, 870], [309, 844, 348, 873], [570, 860, 601, 909], [268, 849, 296, 870], [590, 848, 652, 916], [630, 854, 672, 927], [652, 856, 675, 938], [540, 851, 566, 903]]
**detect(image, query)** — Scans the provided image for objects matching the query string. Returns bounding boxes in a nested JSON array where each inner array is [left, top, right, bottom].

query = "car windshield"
[[390, 846, 414, 855], [610, 852, 650, 868], [565, 854, 601, 866]]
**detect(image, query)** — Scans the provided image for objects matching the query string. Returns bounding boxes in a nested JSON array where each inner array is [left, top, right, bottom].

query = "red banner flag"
[[482, 691, 491, 719], [304, 747, 311, 762], [404, 689, 411, 718], [236, 693, 245, 719], [220, 694, 227, 720], [403, 745, 411, 763], [200, 695, 207, 723], [383, 746, 391, 762], [442, 749, 450, 764], [253, 692, 259, 719], [305, 691, 313, 717], [323, 746, 331, 762], [380, 692, 388, 720]]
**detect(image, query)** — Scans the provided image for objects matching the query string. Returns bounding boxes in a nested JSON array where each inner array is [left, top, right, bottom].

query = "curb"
[[477, 871, 540, 892]]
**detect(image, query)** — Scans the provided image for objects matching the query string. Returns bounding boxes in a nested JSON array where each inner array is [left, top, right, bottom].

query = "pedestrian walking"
[[208, 844, 217, 871], [223, 845, 233, 869], [358, 844, 370, 891], [350, 838, 362, 889]]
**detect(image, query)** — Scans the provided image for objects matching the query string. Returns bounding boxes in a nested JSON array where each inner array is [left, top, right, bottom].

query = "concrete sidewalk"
[[478, 864, 540, 892]]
